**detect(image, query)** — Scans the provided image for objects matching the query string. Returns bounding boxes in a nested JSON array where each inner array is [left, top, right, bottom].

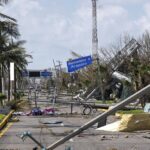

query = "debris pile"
[[13, 107, 55, 116], [97, 113, 150, 132]]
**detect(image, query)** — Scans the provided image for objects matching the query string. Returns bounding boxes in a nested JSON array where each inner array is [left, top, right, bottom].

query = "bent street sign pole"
[[67, 55, 92, 73]]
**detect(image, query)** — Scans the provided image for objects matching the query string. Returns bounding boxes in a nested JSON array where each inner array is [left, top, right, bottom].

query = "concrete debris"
[[142, 136, 150, 139], [69, 138, 74, 142], [42, 120, 63, 124], [124, 135, 129, 138], [97, 113, 150, 132], [101, 135, 106, 138], [97, 121, 120, 132], [13, 112, 26, 116], [100, 135, 112, 141]]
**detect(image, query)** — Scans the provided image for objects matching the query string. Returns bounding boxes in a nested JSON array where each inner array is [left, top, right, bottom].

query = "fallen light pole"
[[46, 84, 150, 150], [20, 131, 46, 150], [85, 86, 99, 100]]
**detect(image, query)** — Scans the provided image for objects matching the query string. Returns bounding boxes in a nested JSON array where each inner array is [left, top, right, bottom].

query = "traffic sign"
[[67, 55, 92, 73], [29, 71, 40, 77], [40, 71, 52, 77], [22, 70, 29, 77], [22, 70, 52, 78]]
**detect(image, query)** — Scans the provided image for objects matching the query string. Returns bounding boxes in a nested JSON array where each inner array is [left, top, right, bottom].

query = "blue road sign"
[[40, 71, 52, 77], [67, 55, 92, 73], [22, 70, 29, 77], [22, 70, 52, 77]]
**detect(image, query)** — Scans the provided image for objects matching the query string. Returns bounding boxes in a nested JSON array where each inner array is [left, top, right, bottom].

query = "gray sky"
[[1, 0, 150, 69]]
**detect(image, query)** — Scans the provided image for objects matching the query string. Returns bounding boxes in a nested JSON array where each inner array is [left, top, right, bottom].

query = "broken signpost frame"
[[109, 38, 141, 71]]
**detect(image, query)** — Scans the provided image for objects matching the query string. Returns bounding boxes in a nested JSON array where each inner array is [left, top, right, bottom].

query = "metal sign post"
[[34, 90, 37, 108]]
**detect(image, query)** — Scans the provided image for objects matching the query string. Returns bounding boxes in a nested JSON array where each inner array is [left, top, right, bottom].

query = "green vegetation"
[[6, 99, 22, 110], [13, 91, 24, 101], [0, 0, 32, 101], [0, 114, 5, 122]]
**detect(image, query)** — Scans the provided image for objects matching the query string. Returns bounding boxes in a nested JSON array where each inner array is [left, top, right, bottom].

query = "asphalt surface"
[[1, 114, 150, 150], [0, 94, 150, 150]]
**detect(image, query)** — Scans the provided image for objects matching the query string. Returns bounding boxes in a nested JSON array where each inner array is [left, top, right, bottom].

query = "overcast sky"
[[1, 0, 150, 69]]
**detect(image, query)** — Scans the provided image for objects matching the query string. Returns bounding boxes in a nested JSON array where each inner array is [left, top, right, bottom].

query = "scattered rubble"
[[97, 113, 150, 132]]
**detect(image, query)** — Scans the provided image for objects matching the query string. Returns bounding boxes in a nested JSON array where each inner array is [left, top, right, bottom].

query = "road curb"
[[0, 110, 14, 130]]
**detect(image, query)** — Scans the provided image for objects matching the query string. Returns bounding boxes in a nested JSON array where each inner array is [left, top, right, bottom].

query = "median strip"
[[0, 110, 14, 130], [0, 122, 13, 138]]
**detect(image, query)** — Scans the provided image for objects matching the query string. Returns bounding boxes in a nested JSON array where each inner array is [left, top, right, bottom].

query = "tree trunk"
[[1, 65, 5, 94], [14, 67, 16, 100], [0, 65, 2, 93]]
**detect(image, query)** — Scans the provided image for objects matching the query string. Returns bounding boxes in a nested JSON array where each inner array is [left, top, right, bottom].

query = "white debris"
[[96, 121, 121, 132]]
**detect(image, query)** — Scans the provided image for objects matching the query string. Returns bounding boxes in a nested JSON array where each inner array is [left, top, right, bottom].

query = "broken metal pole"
[[85, 86, 99, 100], [47, 84, 150, 150], [20, 131, 46, 149]]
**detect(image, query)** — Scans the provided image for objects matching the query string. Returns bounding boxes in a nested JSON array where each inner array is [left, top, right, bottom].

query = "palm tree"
[[0, 39, 32, 101], [0, 0, 20, 99], [0, 0, 16, 21], [0, 19, 20, 95], [0, 1, 31, 100]]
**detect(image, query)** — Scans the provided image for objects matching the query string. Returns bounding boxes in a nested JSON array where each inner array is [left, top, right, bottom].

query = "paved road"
[[0, 114, 95, 150], [1, 93, 150, 150], [1, 113, 150, 150]]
